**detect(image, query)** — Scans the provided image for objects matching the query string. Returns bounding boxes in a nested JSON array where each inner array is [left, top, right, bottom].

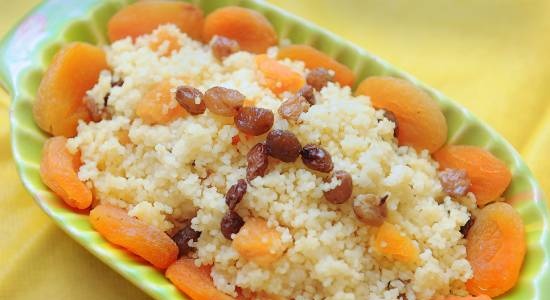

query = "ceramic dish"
[[0, 0, 548, 299]]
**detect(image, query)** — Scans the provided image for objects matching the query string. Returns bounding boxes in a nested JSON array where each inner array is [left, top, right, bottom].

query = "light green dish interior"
[[0, 0, 548, 299]]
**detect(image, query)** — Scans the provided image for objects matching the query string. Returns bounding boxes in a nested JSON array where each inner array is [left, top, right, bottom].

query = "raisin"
[[203, 86, 245, 117], [225, 179, 247, 210], [247, 142, 269, 181], [300, 144, 333, 173], [220, 211, 244, 240], [438, 168, 471, 197], [460, 217, 475, 237], [278, 95, 309, 122], [297, 84, 315, 105], [266, 130, 302, 163], [234, 107, 274, 136], [353, 194, 387, 226], [103, 79, 124, 107], [306, 68, 333, 91], [324, 170, 353, 204], [172, 223, 201, 257], [211, 36, 240, 60], [84, 96, 103, 122], [383, 109, 399, 138], [175, 86, 206, 115]]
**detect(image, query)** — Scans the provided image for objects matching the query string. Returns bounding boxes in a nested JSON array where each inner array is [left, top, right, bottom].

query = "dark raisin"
[[112, 79, 124, 87], [225, 179, 247, 210], [383, 110, 399, 138], [297, 84, 315, 105], [324, 170, 353, 204], [234, 107, 274, 136], [175, 86, 206, 115], [211, 36, 240, 60], [438, 168, 471, 197], [353, 194, 388, 226], [460, 217, 475, 237], [172, 223, 201, 257], [266, 130, 302, 163], [306, 68, 333, 91], [247, 143, 269, 181], [300, 144, 333, 172], [220, 211, 244, 240], [203, 86, 245, 117], [278, 95, 309, 122]]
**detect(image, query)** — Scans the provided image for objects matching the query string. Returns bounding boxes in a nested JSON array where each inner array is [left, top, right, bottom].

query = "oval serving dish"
[[0, 0, 548, 299]]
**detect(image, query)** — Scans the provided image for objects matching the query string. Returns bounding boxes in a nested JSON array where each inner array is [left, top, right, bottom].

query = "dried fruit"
[[256, 54, 306, 95], [203, 6, 277, 53], [220, 211, 245, 240], [306, 67, 333, 91], [166, 258, 235, 300], [278, 95, 309, 122], [90, 205, 178, 269], [247, 143, 269, 181], [356, 76, 447, 153], [172, 223, 201, 256], [266, 130, 302, 163], [374, 222, 419, 264], [297, 84, 315, 105], [40, 136, 93, 209], [136, 81, 187, 124], [382, 109, 399, 138], [323, 170, 353, 204], [460, 217, 475, 237], [175, 86, 206, 115], [33, 42, 107, 137], [149, 27, 182, 55], [234, 107, 274, 136], [433, 145, 511, 207], [203, 86, 245, 117], [438, 168, 471, 198], [300, 144, 333, 173], [108, 1, 204, 42], [277, 44, 355, 87], [225, 179, 247, 210], [211, 36, 240, 60], [232, 218, 286, 267], [84, 96, 104, 123], [353, 194, 387, 226], [466, 202, 525, 297]]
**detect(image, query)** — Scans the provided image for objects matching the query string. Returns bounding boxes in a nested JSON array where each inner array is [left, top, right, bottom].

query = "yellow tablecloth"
[[1, 0, 549, 299]]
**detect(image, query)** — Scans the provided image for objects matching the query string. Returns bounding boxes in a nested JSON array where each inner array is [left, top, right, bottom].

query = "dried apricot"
[[277, 44, 355, 87], [465, 202, 525, 297], [232, 218, 286, 267], [89, 205, 178, 269], [203, 6, 277, 54], [33, 42, 107, 137], [166, 258, 235, 300], [355, 76, 447, 153], [40, 136, 92, 209], [108, 1, 204, 42], [374, 222, 419, 264], [256, 55, 305, 95], [149, 27, 182, 55], [433, 145, 512, 207], [135, 81, 187, 124]]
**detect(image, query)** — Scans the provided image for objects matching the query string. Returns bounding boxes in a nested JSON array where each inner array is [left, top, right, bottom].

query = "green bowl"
[[0, 0, 548, 299]]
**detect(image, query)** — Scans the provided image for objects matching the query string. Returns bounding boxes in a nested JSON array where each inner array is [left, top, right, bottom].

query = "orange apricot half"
[[355, 76, 447, 153], [33, 42, 107, 137], [40, 136, 92, 209]]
